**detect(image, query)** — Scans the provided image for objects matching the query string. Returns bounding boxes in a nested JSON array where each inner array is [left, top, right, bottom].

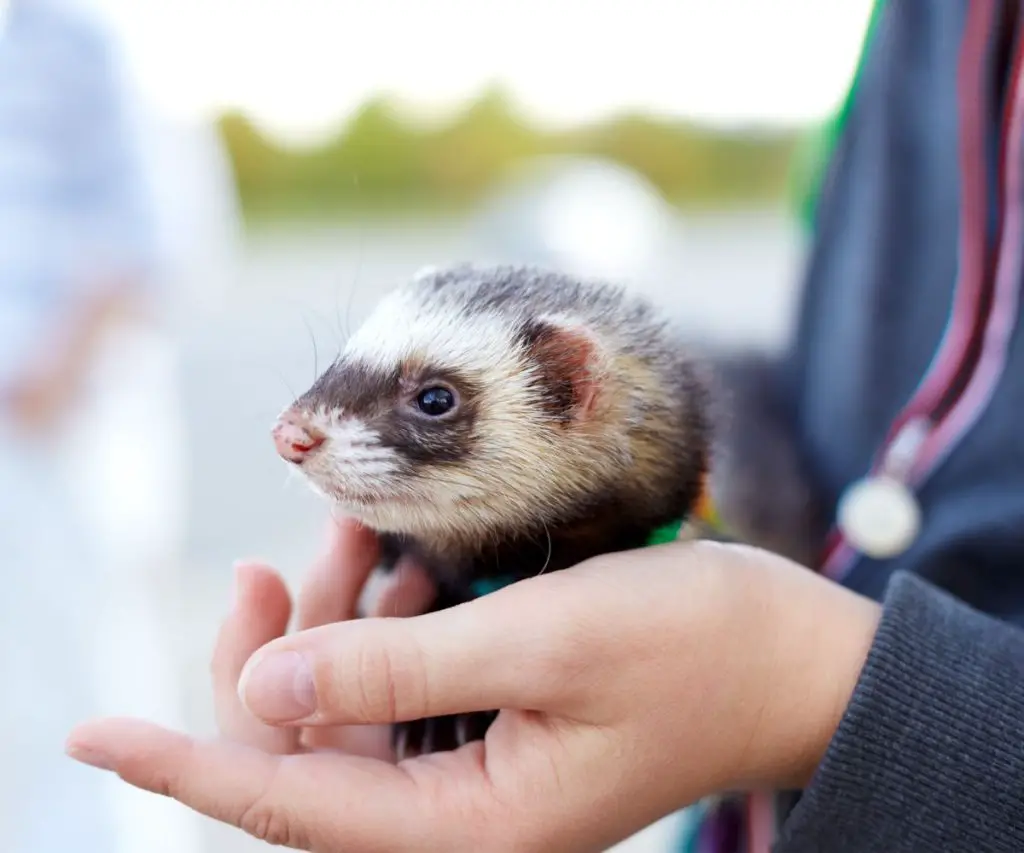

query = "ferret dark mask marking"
[[273, 262, 713, 758], [296, 359, 483, 469]]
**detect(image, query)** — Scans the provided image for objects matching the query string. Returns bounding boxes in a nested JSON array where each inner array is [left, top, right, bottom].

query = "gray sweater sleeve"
[[776, 571, 1024, 853]]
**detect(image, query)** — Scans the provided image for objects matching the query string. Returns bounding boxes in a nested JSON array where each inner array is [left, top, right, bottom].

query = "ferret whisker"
[[337, 173, 365, 345], [343, 256, 362, 343], [298, 312, 320, 387], [268, 366, 298, 403], [281, 467, 305, 492], [391, 560, 405, 619], [535, 521, 553, 578]]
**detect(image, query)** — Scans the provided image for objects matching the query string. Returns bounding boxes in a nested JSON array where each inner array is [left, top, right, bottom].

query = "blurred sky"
[[85, 0, 874, 144]]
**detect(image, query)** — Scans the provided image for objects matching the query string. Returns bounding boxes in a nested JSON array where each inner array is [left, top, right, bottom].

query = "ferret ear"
[[522, 316, 606, 424]]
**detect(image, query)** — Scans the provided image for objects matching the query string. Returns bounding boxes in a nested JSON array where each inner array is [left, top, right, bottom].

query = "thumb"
[[237, 574, 583, 726]]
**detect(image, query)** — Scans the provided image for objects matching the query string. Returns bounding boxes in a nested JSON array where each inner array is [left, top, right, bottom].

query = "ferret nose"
[[272, 410, 326, 464]]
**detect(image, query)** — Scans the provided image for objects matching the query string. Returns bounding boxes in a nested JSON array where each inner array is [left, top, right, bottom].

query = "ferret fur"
[[275, 263, 825, 755]]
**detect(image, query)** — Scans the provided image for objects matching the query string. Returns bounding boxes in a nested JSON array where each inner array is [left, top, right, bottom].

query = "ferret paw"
[[391, 711, 498, 760]]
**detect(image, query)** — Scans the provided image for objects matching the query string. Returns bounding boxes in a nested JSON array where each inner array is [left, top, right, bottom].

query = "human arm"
[[707, 352, 1024, 847], [699, 349, 1024, 849], [67, 526, 882, 852], [776, 571, 1024, 853]]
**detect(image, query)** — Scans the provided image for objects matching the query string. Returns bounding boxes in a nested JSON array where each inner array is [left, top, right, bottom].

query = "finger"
[[238, 573, 582, 726], [369, 556, 436, 618], [211, 562, 298, 753], [65, 718, 452, 850], [298, 722, 396, 760], [220, 563, 387, 758], [293, 519, 391, 755], [296, 516, 379, 628]]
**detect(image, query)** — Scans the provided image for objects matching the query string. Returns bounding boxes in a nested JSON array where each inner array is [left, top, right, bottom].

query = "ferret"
[[271, 262, 824, 757]]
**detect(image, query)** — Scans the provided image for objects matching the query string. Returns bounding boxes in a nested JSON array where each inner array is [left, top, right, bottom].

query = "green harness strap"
[[644, 518, 686, 546], [469, 575, 519, 597]]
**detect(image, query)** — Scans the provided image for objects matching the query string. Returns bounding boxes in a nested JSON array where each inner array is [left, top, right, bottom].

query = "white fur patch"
[[320, 416, 379, 448], [343, 287, 519, 380], [301, 414, 401, 489]]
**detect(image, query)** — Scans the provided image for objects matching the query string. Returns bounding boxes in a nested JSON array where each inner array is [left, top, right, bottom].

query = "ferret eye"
[[416, 386, 456, 416]]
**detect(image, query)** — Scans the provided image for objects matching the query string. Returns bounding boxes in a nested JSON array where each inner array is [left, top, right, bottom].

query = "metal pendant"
[[836, 474, 922, 559]]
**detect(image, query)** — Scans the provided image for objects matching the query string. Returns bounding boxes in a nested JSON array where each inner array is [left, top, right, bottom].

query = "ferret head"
[[272, 264, 706, 551]]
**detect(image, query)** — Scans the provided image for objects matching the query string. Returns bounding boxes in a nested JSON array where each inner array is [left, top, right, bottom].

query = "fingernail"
[[238, 652, 317, 722], [66, 744, 114, 772]]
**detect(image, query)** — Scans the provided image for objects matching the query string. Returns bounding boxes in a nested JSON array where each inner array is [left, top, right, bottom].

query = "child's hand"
[[209, 517, 437, 760], [66, 532, 880, 853]]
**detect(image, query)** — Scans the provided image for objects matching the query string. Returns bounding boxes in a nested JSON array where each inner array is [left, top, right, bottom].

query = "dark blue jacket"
[[772, 1, 1024, 850]]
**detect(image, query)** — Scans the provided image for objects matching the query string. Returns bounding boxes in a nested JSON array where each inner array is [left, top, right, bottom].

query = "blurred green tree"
[[216, 89, 810, 221]]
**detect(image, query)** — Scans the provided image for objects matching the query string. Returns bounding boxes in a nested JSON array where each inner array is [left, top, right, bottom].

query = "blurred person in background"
[[0, 1, 237, 851]]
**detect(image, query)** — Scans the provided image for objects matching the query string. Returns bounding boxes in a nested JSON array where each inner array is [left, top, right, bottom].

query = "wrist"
[[722, 551, 881, 792], [769, 564, 881, 789]]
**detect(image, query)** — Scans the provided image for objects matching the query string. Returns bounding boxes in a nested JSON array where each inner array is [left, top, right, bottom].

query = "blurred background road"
[[0, 2, 872, 851]]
